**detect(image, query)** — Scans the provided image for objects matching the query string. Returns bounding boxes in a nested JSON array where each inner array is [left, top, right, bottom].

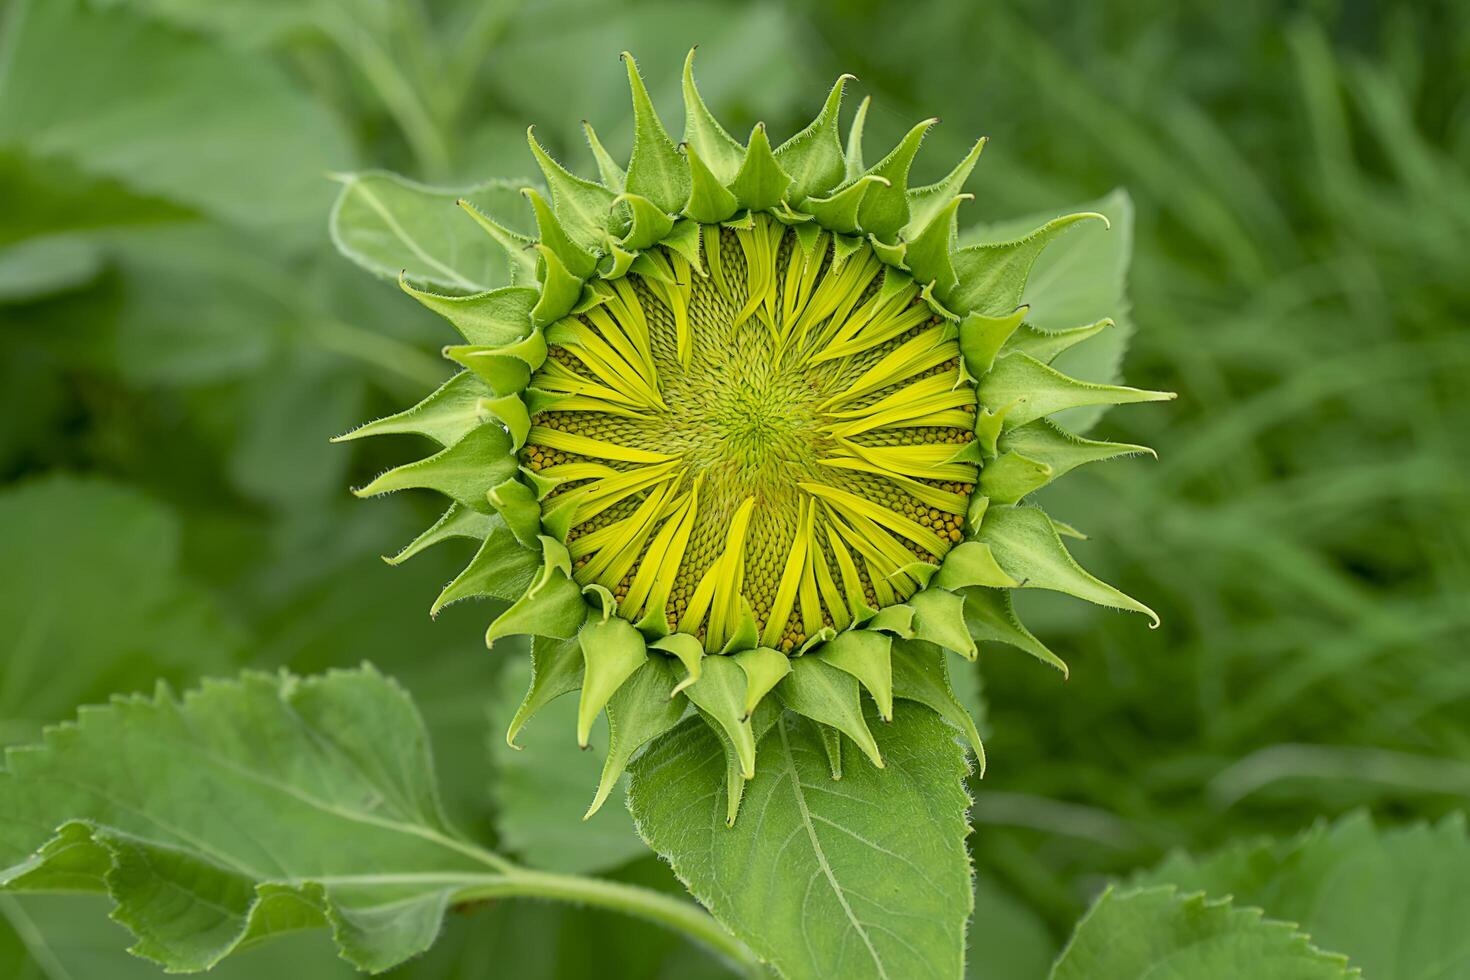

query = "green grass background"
[[1, 0, 1467, 976]]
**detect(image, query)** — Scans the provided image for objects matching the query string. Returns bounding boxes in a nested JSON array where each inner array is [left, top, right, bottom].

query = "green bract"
[[339, 51, 1173, 822]]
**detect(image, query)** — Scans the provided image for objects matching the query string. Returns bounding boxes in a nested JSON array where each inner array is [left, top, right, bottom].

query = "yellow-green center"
[[523, 217, 978, 653]]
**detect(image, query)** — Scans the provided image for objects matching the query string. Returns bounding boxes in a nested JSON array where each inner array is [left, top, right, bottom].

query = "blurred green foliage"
[[1, 0, 1466, 975]]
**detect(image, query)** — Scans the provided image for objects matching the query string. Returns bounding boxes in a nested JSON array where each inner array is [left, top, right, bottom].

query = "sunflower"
[[341, 51, 1171, 823]]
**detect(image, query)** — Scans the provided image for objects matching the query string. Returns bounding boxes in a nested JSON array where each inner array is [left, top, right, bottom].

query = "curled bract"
[[338, 51, 1173, 823]]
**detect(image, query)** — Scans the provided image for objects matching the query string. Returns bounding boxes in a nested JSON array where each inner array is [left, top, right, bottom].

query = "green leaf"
[[906, 138, 986, 240], [404, 284, 538, 347], [589, 659, 687, 818], [0, 476, 239, 747], [524, 187, 598, 279], [621, 53, 690, 214], [506, 636, 583, 748], [775, 74, 855, 202], [334, 370, 490, 447], [977, 505, 1160, 625], [729, 123, 793, 213], [582, 120, 627, 192], [352, 423, 516, 513], [777, 657, 883, 768], [891, 640, 985, 763], [0, 0, 351, 245], [1051, 887, 1354, 980], [908, 588, 977, 660], [977, 351, 1172, 429], [630, 706, 973, 980], [682, 143, 741, 223], [613, 193, 677, 251], [0, 667, 521, 974], [431, 517, 540, 612], [732, 646, 790, 717], [996, 418, 1153, 486], [577, 617, 648, 746], [680, 48, 745, 185], [948, 213, 1103, 317], [844, 96, 871, 180], [853, 119, 937, 240], [486, 571, 588, 647], [0, 894, 361, 980], [1133, 812, 1470, 980], [487, 658, 649, 875], [527, 126, 617, 253], [681, 657, 755, 780], [962, 588, 1068, 676], [967, 190, 1136, 431], [329, 172, 535, 294], [0, 235, 102, 303], [817, 630, 894, 722]]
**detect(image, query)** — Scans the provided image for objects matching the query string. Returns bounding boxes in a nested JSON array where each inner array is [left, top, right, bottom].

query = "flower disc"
[[523, 218, 978, 652]]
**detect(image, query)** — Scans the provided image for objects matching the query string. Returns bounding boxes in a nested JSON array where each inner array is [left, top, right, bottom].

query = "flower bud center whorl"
[[523, 220, 977, 652]]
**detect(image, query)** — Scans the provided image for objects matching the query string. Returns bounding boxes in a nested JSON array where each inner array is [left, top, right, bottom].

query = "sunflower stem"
[[451, 866, 765, 976]]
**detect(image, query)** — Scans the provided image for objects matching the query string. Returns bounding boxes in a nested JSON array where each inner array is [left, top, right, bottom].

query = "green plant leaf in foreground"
[[1051, 886, 1356, 980], [0, 667, 757, 975], [629, 706, 974, 980], [1134, 812, 1470, 980], [328, 172, 536, 294]]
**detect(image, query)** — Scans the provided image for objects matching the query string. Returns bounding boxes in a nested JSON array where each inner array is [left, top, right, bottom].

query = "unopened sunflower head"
[[339, 51, 1173, 823]]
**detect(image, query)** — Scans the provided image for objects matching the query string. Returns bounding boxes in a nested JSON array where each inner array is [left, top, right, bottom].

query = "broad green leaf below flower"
[[628, 706, 973, 980]]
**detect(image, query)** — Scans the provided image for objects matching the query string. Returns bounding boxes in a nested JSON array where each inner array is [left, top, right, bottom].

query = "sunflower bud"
[[340, 51, 1172, 823]]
